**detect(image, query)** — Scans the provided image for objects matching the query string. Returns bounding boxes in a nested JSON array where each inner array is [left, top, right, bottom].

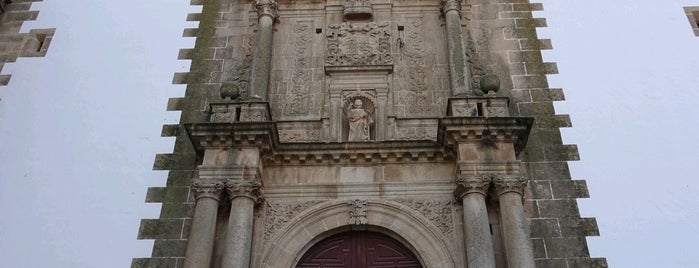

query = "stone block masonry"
[[133, 1, 607, 267], [0, 0, 54, 86]]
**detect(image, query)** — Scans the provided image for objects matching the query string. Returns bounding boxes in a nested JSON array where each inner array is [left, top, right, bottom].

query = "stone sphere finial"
[[479, 72, 500, 97], [220, 82, 241, 100]]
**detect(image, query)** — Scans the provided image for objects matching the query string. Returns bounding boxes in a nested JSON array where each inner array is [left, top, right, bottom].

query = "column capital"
[[225, 180, 264, 204], [191, 180, 225, 202], [492, 175, 528, 197], [454, 175, 491, 200], [441, 0, 462, 16], [255, 0, 279, 21]]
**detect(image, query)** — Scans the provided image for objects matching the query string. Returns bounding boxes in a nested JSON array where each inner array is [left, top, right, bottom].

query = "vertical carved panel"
[[286, 20, 314, 115]]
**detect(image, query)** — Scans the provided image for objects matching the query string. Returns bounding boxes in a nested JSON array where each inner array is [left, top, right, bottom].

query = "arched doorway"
[[296, 231, 422, 268]]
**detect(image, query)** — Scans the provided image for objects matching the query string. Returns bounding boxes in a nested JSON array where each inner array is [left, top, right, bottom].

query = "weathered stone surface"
[[135, 1, 606, 267]]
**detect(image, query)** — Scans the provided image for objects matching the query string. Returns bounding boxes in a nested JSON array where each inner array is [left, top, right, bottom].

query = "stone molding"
[[225, 180, 264, 204], [259, 200, 457, 268], [440, 0, 462, 16], [492, 175, 528, 197], [191, 180, 225, 202], [255, 0, 279, 21], [454, 175, 491, 199]]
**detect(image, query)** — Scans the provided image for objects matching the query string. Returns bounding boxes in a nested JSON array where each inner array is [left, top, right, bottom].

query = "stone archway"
[[296, 231, 422, 268], [258, 200, 456, 268]]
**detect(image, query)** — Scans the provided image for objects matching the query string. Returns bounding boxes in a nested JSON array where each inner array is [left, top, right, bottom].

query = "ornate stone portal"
[[135, 1, 606, 268]]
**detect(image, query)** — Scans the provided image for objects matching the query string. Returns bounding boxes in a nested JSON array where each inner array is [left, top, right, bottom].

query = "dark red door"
[[296, 231, 422, 268]]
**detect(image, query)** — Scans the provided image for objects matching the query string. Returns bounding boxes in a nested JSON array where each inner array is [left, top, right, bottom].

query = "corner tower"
[[133, 1, 606, 267]]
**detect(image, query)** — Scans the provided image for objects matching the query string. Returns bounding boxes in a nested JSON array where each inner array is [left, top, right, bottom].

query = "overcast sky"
[[0, 1, 698, 267]]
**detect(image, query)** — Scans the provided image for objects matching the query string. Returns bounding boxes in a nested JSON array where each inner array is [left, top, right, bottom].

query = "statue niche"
[[343, 95, 375, 142]]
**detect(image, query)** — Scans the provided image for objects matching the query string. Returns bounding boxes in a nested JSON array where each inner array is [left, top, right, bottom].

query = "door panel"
[[297, 231, 422, 268]]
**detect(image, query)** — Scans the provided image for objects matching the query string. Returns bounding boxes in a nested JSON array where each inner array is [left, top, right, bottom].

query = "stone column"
[[454, 175, 496, 268], [441, 0, 472, 96], [221, 180, 263, 268], [493, 176, 535, 268], [248, 0, 278, 100], [183, 180, 224, 268]]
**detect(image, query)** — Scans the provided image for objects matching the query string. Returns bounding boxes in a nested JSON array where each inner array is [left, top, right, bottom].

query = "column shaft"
[[183, 198, 220, 268], [248, 1, 277, 100], [184, 181, 223, 268], [221, 197, 256, 268], [443, 7, 471, 96], [455, 175, 496, 268], [461, 194, 496, 268], [495, 178, 535, 268]]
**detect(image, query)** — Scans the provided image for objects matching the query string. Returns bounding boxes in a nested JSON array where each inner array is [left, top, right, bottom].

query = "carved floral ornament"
[[492, 175, 528, 197], [454, 175, 529, 200], [441, 0, 463, 15], [191, 180, 225, 201], [255, 0, 278, 20], [225, 180, 264, 204], [453, 175, 491, 199]]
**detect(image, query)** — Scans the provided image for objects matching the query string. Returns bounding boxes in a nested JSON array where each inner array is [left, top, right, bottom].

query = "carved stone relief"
[[342, 90, 376, 141], [326, 22, 392, 66], [394, 199, 455, 244], [286, 21, 313, 115], [222, 25, 255, 99], [262, 200, 325, 246], [348, 199, 368, 225]]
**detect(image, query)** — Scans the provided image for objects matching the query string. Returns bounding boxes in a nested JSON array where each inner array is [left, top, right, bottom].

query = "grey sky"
[[0, 1, 697, 267]]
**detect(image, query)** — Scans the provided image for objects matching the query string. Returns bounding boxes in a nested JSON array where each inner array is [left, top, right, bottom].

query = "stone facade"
[[684, 6, 699, 37], [0, 0, 54, 86], [134, 0, 606, 267]]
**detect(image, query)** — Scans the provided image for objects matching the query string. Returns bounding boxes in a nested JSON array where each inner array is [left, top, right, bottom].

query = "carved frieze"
[[326, 22, 392, 66], [396, 126, 437, 140], [262, 200, 324, 246], [278, 130, 321, 143]]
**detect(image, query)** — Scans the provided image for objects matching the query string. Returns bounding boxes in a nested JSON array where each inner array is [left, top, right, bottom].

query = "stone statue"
[[345, 99, 373, 141]]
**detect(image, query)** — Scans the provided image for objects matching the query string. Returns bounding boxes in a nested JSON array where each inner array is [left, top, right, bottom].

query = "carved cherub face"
[[353, 99, 363, 108]]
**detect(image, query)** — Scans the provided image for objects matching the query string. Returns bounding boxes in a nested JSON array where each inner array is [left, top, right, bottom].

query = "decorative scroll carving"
[[394, 199, 454, 238], [287, 21, 313, 115], [255, 0, 278, 20], [440, 0, 462, 16], [263, 200, 324, 246], [225, 180, 263, 203], [326, 22, 392, 66], [454, 175, 491, 199], [191, 180, 225, 201], [348, 199, 368, 225], [492, 175, 528, 197]]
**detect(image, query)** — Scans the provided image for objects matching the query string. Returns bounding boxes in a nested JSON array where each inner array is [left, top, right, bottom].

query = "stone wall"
[[0, 0, 55, 86], [133, 0, 607, 267]]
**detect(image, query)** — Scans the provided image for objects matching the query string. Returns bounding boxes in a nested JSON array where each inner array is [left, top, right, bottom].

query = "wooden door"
[[296, 231, 422, 268]]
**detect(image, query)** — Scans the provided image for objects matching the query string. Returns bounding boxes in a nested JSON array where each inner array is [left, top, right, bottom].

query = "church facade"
[[133, 1, 606, 267]]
